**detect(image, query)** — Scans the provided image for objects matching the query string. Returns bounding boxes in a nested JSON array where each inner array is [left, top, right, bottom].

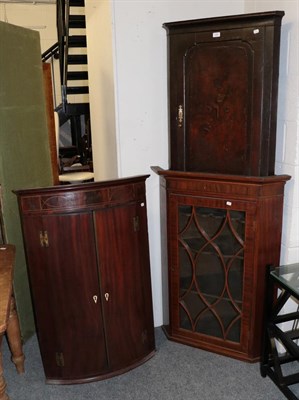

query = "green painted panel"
[[0, 22, 53, 341]]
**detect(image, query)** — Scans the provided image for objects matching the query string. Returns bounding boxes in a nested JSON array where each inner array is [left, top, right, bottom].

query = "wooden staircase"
[[56, 0, 92, 166], [63, 0, 89, 107]]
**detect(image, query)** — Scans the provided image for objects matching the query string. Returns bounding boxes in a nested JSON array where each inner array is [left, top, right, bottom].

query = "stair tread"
[[69, 15, 86, 28], [68, 35, 87, 47], [67, 71, 89, 80], [69, 0, 85, 6], [69, 15, 85, 21], [66, 86, 89, 94], [68, 54, 88, 64], [65, 103, 90, 116], [69, 35, 86, 39]]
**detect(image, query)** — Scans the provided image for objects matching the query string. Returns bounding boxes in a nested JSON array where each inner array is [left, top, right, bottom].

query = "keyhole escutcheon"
[[105, 293, 110, 302]]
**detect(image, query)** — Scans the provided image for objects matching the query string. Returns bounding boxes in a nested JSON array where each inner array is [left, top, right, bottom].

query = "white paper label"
[[213, 32, 221, 38]]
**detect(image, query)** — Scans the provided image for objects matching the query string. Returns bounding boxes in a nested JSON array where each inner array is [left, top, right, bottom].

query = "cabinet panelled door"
[[169, 195, 256, 354], [22, 211, 108, 381]]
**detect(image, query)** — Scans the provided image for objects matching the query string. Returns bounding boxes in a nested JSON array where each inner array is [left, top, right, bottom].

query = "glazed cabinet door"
[[168, 194, 257, 356], [94, 202, 155, 371], [22, 212, 108, 382]]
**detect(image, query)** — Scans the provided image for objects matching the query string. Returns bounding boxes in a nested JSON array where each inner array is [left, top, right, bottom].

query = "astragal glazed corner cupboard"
[[155, 168, 290, 361], [15, 176, 155, 383], [157, 11, 291, 362]]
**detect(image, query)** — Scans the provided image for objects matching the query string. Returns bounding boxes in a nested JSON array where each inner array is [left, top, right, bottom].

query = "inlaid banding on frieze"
[[17, 183, 146, 213], [21, 196, 41, 211], [84, 189, 108, 205], [41, 193, 83, 209], [108, 185, 135, 202]]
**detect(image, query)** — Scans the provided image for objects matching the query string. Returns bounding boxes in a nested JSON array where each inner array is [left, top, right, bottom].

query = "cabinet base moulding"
[[45, 350, 156, 385], [162, 326, 259, 363]]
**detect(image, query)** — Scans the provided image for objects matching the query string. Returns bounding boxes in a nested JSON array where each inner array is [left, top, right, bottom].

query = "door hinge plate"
[[55, 352, 64, 367], [39, 231, 49, 247], [133, 216, 140, 232]]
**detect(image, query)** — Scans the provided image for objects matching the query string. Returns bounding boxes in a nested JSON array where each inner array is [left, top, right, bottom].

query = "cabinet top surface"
[[14, 175, 149, 214], [13, 175, 150, 196], [163, 10, 284, 31], [271, 264, 299, 299], [152, 167, 291, 184]]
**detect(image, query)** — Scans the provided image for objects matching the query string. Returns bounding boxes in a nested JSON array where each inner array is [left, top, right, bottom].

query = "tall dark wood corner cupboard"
[[14, 176, 155, 384], [164, 11, 284, 176], [156, 10, 291, 362], [154, 168, 290, 362]]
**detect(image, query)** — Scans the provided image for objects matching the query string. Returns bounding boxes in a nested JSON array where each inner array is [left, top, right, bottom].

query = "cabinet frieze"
[[165, 179, 286, 199], [16, 180, 147, 214]]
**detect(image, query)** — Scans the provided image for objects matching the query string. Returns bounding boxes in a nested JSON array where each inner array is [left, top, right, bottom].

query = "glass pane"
[[179, 246, 193, 293], [230, 210, 246, 238], [196, 246, 225, 302], [270, 263, 299, 298], [195, 309, 222, 338], [178, 205, 192, 232], [180, 307, 193, 330], [228, 256, 244, 305], [214, 297, 240, 332], [195, 207, 226, 237], [214, 223, 243, 254], [227, 318, 241, 342], [180, 284, 205, 328], [181, 219, 206, 253], [178, 204, 246, 344]]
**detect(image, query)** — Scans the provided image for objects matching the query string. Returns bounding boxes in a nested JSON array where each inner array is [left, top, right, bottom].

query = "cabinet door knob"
[[104, 293, 109, 302], [93, 295, 98, 303]]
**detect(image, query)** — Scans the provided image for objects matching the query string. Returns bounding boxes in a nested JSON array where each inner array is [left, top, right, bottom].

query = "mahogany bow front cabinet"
[[14, 176, 155, 384]]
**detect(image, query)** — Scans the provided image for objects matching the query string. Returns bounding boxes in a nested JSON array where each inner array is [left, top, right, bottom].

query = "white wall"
[[244, 0, 299, 339], [245, 0, 299, 265], [0, 3, 56, 52], [85, 1, 118, 180], [109, 0, 245, 326], [0, 3, 61, 106]]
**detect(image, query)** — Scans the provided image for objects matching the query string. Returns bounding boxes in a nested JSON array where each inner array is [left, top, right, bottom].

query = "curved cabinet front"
[[14, 175, 155, 384]]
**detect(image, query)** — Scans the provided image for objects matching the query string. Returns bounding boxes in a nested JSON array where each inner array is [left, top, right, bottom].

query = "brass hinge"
[[39, 231, 49, 247], [55, 352, 64, 367], [133, 216, 140, 232]]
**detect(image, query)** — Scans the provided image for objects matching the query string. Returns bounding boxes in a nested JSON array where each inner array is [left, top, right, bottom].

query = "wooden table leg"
[[0, 335, 9, 400], [6, 296, 24, 374]]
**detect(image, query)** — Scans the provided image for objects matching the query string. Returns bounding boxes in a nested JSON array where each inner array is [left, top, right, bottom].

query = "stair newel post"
[[56, 0, 65, 90]]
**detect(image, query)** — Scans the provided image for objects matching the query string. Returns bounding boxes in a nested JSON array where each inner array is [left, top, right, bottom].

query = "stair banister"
[[62, 0, 71, 112], [57, 0, 66, 105]]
